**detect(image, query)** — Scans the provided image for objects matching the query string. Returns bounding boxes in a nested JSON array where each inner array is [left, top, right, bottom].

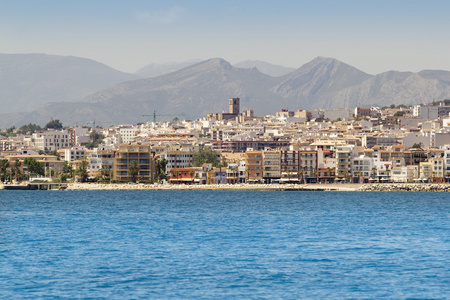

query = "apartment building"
[[352, 155, 373, 183], [60, 147, 87, 162], [160, 150, 195, 173], [300, 150, 318, 183], [262, 150, 281, 183], [118, 126, 138, 144], [5, 154, 64, 176], [113, 144, 154, 182], [245, 150, 263, 182], [335, 145, 357, 181], [280, 150, 299, 182], [419, 156, 445, 182], [32, 130, 70, 151]]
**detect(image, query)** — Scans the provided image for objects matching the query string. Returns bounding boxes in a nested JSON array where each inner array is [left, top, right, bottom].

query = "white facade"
[[64, 147, 87, 162], [161, 151, 195, 173], [335, 145, 358, 179], [32, 130, 70, 151], [88, 151, 102, 172], [119, 126, 138, 144], [352, 155, 373, 178], [391, 166, 418, 182]]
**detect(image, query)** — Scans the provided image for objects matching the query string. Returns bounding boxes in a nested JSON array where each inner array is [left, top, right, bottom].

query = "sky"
[[1, 0, 450, 74]]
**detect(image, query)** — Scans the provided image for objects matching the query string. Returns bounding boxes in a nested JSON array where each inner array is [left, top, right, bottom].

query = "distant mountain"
[[3, 56, 450, 128], [234, 60, 295, 77], [135, 59, 202, 78], [0, 53, 137, 114]]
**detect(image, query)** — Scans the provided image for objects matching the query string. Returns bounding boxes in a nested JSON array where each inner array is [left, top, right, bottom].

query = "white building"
[[119, 126, 138, 144], [160, 150, 195, 173], [335, 145, 358, 180], [63, 147, 87, 162], [88, 151, 102, 172], [32, 130, 70, 151], [391, 166, 418, 183]]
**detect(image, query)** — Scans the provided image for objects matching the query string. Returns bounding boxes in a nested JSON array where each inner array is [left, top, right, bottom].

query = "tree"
[[342, 170, 349, 183], [298, 169, 305, 183], [386, 169, 391, 182], [217, 162, 227, 184], [193, 146, 219, 167], [17, 123, 42, 135], [0, 159, 10, 182], [411, 142, 422, 149], [371, 167, 377, 178], [24, 157, 45, 178], [76, 156, 89, 182], [45, 119, 63, 130], [189, 170, 195, 183], [355, 170, 362, 183], [100, 168, 112, 182], [85, 130, 105, 149], [394, 111, 405, 117], [245, 167, 251, 183], [5, 126, 16, 137], [63, 161, 74, 181], [153, 157, 168, 181], [286, 169, 292, 180], [128, 161, 140, 183], [12, 159, 23, 182]]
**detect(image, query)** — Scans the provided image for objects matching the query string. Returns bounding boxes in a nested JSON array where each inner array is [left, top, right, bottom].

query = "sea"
[[1, 190, 449, 299]]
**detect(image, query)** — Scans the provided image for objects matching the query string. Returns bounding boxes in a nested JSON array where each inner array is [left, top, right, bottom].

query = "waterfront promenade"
[[4, 182, 450, 191], [65, 182, 363, 191]]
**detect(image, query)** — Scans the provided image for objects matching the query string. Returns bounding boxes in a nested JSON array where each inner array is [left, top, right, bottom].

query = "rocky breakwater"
[[359, 183, 450, 192]]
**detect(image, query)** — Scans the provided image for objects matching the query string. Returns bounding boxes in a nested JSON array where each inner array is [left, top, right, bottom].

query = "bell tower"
[[229, 97, 240, 115]]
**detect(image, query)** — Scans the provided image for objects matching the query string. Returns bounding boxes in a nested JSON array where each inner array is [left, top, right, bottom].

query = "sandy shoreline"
[[65, 182, 363, 191]]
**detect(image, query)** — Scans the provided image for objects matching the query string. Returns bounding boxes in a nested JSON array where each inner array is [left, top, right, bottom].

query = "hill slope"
[[234, 60, 296, 77], [3, 56, 450, 127], [0, 53, 137, 114]]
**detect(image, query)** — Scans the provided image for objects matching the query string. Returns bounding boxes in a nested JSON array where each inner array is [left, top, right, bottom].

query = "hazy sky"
[[1, 0, 450, 74]]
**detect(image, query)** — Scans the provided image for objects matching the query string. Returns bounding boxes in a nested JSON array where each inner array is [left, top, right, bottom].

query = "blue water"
[[1, 191, 449, 299]]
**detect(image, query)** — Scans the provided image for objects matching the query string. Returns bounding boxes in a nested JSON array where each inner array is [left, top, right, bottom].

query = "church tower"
[[229, 97, 240, 115]]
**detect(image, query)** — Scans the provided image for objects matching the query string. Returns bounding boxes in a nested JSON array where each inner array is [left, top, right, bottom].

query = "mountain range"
[[2, 54, 450, 128], [0, 53, 137, 115]]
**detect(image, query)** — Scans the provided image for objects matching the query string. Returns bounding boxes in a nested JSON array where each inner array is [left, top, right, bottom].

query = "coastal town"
[[2, 97, 450, 189]]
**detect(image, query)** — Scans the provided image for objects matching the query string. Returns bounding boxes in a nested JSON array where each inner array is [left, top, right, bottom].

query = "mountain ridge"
[[2, 55, 450, 127], [0, 53, 138, 114]]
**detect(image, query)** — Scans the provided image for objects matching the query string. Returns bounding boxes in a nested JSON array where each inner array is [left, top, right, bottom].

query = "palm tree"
[[260, 166, 266, 183], [128, 161, 140, 183], [172, 169, 182, 184], [100, 168, 111, 182], [371, 167, 377, 182], [154, 157, 168, 182], [327, 167, 333, 183], [355, 170, 362, 183], [286, 169, 291, 180], [245, 167, 251, 183], [77, 156, 89, 183], [217, 162, 226, 184], [342, 170, 348, 183], [189, 170, 195, 184], [12, 159, 23, 182], [298, 169, 305, 184], [0, 159, 10, 182]]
